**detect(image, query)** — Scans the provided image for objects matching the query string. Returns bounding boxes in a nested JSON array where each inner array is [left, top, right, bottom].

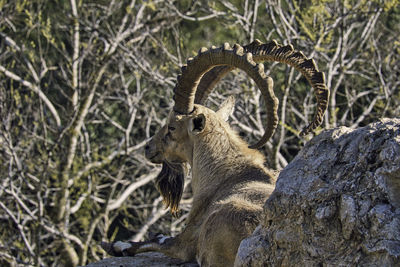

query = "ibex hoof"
[[148, 232, 162, 241], [101, 241, 119, 256], [101, 241, 134, 257]]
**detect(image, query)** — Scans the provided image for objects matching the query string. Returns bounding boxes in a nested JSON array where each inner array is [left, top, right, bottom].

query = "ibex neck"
[[190, 133, 266, 196]]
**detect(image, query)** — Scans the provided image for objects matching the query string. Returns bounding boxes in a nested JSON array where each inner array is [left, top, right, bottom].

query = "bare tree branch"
[[0, 65, 61, 127]]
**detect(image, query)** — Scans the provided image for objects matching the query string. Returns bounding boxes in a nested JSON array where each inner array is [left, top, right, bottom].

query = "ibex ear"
[[188, 114, 206, 135], [216, 96, 235, 121]]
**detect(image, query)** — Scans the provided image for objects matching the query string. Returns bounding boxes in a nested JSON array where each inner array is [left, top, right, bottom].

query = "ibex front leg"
[[101, 229, 197, 262], [101, 234, 170, 256]]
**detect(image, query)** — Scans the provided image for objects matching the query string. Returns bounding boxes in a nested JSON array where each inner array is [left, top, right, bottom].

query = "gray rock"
[[235, 118, 400, 266], [82, 252, 198, 267]]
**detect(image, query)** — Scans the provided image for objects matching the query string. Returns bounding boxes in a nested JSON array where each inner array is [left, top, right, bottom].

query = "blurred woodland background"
[[0, 0, 399, 266]]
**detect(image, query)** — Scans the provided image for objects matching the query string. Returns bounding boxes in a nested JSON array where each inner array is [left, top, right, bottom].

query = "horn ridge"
[[273, 44, 295, 61]]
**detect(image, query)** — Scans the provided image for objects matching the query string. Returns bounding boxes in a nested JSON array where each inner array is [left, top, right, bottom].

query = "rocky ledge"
[[235, 118, 400, 266]]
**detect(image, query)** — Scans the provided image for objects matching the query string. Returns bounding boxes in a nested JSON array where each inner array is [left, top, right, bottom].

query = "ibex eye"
[[168, 126, 176, 132]]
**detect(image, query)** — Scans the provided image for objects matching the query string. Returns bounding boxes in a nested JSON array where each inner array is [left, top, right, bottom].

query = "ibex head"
[[145, 41, 329, 214], [145, 99, 236, 215], [145, 103, 232, 163]]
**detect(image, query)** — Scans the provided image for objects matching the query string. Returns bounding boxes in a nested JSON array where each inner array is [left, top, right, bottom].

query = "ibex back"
[[101, 40, 329, 266]]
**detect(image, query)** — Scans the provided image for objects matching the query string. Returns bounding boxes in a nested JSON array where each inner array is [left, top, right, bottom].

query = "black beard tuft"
[[155, 161, 185, 217]]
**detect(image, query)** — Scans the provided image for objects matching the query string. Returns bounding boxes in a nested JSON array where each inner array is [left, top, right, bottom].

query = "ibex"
[[101, 40, 329, 266]]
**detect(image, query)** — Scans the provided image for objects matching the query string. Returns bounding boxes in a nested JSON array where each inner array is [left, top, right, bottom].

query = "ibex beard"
[[101, 40, 329, 267]]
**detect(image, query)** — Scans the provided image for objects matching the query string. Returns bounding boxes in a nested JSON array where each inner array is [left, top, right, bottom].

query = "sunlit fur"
[[104, 101, 276, 267]]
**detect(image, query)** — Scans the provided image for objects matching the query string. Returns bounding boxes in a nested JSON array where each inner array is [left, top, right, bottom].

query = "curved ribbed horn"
[[194, 40, 330, 139], [173, 43, 279, 148], [245, 40, 329, 136], [194, 65, 234, 105]]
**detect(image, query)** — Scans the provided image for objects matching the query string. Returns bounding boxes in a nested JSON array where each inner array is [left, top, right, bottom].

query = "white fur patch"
[[157, 234, 170, 244], [140, 243, 153, 249], [196, 255, 202, 266], [113, 241, 132, 252]]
